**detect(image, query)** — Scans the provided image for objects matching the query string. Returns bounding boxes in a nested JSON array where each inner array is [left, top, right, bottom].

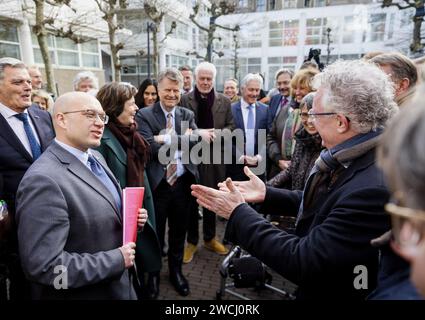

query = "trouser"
[[153, 172, 192, 269], [186, 198, 216, 245]]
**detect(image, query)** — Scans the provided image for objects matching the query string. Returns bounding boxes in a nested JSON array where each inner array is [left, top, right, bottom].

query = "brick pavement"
[[157, 217, 297, 300]]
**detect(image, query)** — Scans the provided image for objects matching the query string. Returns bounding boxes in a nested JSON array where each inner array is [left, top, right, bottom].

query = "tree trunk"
[[152, 29, 158, 79], [107, 19, 121, 82], [411, 13, 424, 53], [34, 0, 56, 96]]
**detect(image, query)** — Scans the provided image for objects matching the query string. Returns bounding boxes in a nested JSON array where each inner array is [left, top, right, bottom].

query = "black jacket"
[[226, 149, 391, 299]]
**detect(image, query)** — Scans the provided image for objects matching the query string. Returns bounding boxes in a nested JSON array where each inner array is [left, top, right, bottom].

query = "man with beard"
[[267, 69, 293, 130]]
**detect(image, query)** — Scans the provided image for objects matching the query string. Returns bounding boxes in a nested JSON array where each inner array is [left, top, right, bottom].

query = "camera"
[[305, 48, 325, 71]]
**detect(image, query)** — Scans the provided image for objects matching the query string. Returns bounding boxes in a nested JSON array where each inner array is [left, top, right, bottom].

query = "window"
[[32, 34, 55, 64], [269, 20, 299, 47], [165, 54, 189, 68], [305, 18, 339, 45], [342, 16, 355, 44], [284, 0, 297, 8], [256, 0, 266, 11], [0, 22, 20, 59], [81, 40, 99, 68], [387, 13, 395, 40], [267, 56, 296, 88], [367, 13, 386, 42], [166, 18, 189, 40]]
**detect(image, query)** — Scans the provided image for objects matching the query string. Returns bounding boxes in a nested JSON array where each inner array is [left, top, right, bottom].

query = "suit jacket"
[[226, 149, 391, 300], [15, 142, 136, 300], [96, 127, 162, 273], [231, 100, 268, 157], [0, 105, 55, 214], [135, 102, 199, 191], [266, 102, 292, 178], [267, 94, 290, 131], [180, 90, 235, 188]]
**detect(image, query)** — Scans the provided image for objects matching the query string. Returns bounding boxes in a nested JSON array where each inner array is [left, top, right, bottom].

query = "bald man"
[[15, 92, 141, 300]]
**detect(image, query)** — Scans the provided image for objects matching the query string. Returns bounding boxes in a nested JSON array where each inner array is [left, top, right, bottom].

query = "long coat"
[[226, 149, 391, 300], [180, 91, 235, 188], [96, 127, 162, 273]]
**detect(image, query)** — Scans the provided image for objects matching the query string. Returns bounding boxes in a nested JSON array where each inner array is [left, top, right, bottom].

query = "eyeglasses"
[[385, 202, 425, 249], [300, 112, 310, 119], [62, 109, 109, 124], [307, 111, 337, 121]]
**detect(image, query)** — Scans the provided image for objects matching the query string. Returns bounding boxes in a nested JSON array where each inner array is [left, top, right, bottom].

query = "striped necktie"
[[166, 113, 177, 186]]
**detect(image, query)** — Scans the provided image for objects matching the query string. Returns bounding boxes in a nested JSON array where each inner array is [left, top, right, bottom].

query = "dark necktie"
[[87, 154, 122, 212], [14, 113, 42, 160]]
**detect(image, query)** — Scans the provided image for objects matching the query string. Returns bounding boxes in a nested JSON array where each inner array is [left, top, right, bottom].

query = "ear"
[[398, 78, 410, 94], [54, 113, 67, 130], [336, 114, 350, 133]]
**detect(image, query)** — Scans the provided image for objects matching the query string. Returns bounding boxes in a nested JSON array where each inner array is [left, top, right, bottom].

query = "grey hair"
[[378, 84, 425, 209], [300, 92, 315, 110], [312, 60, 398, 133], [224, 78, 238, 87], [370, 52, 418, 89], [275, 68, 294, 81], [0, 57, 26, 82], [240, 73, 263, 89], [73, 71, 99, 91], [157, 68, 184, 88], [194, 62, 217, 80]]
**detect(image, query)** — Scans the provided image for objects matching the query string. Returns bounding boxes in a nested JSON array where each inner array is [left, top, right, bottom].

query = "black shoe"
[[169, 269, 190, 296], [147, 272, 160, 300]]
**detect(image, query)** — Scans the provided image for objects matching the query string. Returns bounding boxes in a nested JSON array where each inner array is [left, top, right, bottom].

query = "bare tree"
[[143, 0, 176, 78], [93, 0, 129, 82], [189, 0, 239, 62], [382, 0, 425, 53]]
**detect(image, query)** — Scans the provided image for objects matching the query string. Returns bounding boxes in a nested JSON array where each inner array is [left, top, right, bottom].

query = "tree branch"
[[189, 15, 209, 32], [215, 23, 239, 32]]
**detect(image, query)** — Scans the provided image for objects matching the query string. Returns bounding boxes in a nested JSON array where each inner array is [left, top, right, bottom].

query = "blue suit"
[[228, 100, 268, 180], [267, 94, 291, 131]]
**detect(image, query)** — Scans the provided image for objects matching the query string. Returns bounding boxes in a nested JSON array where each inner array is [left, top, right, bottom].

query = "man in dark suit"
[[267, 68, 293, 130], [180, 62, 234, 264], [266, 69, 293, 178], [192, 60, 398, 300], [16, 92, 144, 299], [0, 57, 55, 300], [229, 73, 268, 182], [136, 68, 204, 296]]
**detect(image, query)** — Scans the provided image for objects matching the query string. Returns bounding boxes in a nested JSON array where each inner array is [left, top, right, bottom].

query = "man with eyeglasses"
[[15, 92, 145, 299], [192, 60, 399, 300], [0, 57, 55, 300]]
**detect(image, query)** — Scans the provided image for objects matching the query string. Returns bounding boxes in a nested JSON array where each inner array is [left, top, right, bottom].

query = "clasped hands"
[[191, 166, 266, 219]]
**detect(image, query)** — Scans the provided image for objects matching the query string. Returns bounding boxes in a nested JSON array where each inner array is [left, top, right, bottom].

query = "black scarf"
[[194, 86, 215, 128]]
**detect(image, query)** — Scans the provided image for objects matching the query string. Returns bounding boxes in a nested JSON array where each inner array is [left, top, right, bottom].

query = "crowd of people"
[[1, 50, 425, 301]]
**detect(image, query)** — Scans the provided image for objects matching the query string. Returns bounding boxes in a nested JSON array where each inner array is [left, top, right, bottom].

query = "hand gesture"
[[137, 208, 148, 230], [218, 166, 266, 203]]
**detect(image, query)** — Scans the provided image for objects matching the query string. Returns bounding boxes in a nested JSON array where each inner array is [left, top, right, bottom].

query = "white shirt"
[[240, 98, 256, 131], [159, 103, 185, 178], [0, 102, 41, 157]]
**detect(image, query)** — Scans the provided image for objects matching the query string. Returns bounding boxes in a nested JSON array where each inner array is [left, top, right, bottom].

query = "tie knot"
[[87, 154, 96, 166], [248, 104, 254, 110], [14, 112, 29, 123], [167, 113, 173, 119]]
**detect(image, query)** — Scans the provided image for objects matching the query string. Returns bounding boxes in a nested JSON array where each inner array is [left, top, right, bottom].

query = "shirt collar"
[[0, 101, 29, 119], [55, 138, 92, 166], [159, 102, 176, 118], [241, 98, 255, 109]]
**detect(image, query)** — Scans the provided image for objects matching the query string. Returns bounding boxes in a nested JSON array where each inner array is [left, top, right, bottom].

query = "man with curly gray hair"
[[191, 59, 398, 300]]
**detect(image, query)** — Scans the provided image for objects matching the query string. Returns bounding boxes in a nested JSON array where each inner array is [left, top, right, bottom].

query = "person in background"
[[267, 68, 293, 130], [0, 57, 55, 300], [135, 78, 159, 109], [371, 52, 418, 108], [96, 82, 162, 300], [223, 78, 239, 103], [73, 71, 99, 93], [179, 65, 194, 94], [27, 65, 43, 90], [31, 90, 53, 112], [267, 92, 322, 191]]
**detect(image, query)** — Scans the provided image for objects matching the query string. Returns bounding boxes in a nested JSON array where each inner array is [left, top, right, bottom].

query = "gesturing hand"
[[191, 178, 245, 220], [218, 166, 266, 204], [119, 242, 136, 269]]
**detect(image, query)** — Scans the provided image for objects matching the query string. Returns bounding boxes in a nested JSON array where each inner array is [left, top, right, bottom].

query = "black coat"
[[225, 149, 391, 299]]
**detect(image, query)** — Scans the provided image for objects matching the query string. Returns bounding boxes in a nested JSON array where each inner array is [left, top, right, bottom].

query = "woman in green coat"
[[96, 82, 162, 300]]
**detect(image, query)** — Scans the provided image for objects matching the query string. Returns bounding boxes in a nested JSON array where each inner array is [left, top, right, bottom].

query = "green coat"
[[96, 127, 162, 273]]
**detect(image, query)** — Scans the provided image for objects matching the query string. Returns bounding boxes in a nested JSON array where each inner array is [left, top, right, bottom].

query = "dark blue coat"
[[225, 149, 391, 299], [267, 94, 290, 131]]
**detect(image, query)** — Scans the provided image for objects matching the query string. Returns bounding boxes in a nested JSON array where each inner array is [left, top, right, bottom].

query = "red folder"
[[122, 187, 145, 245]]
